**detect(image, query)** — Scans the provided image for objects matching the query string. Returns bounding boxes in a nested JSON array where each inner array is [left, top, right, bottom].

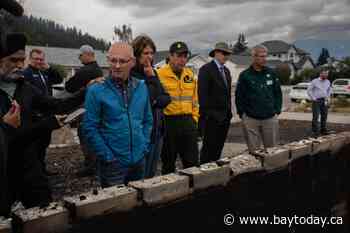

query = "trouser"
[[145, 135, 163, 178], [0, 128, 10, 216], [161, 115, 199, 175], [78, 122, 96, 170], [1, 116, 59, 212], [36, 129, 52, 171], [200, 117, 230, 164], [8, 141, 52, 209], [242, 114, 279, 153], [312, 98, 328, 134], [97, 158, 145, 188]]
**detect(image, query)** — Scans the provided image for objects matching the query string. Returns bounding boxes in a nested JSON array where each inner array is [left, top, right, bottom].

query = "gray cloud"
[[28, 0, 350, 51], [194, 0, 294, 8], [99, 0, 180, 17], [99, 0, 175, 7]]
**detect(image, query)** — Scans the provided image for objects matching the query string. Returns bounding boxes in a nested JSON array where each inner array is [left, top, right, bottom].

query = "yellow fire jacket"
[[157, 64, 199, 122]]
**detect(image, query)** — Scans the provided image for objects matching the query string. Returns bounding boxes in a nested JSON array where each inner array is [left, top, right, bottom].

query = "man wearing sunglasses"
[[65, 45, 104, 177]]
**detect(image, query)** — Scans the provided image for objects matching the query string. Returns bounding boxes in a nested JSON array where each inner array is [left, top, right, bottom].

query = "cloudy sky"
[[25, 0, 350, 51]]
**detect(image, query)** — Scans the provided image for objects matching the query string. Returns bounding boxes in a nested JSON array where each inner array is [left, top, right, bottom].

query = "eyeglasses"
[[109, 58, 132, 66], [31, 57, 44, 61]]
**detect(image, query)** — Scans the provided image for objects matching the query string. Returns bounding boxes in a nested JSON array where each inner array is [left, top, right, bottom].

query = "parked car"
[[289, 82, 311, 102], [52, 83, 73, 99], [332, 79, 350, 98]]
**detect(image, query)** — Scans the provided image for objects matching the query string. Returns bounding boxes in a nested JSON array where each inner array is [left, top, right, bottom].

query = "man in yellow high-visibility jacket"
[[157, 41, 199, 174]]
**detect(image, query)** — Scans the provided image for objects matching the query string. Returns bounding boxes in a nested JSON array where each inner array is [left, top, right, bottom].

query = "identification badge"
[[266, 80, 273, 85], [184, 76, 193, 83]]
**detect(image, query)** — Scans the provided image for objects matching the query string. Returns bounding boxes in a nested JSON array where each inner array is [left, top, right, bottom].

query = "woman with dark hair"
[[131, 34, 171, 178]]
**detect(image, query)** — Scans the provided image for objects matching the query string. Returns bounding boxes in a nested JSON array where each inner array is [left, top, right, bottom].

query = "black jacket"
[[131, 67, 171, 109], [65, 61, 103, 93], [23, 65, 63, 96], [131, 67, 171, 142], [0, 79, 83, 214], [198, 60, 232, 123], [0, 79, 84, 131]]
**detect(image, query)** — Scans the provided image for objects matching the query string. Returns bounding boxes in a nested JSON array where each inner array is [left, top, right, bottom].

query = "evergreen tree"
[[317, 48, 330, 66], [233, 33, 248, 54], [113, 24, 133, 43], [0, 13, 109, 50]]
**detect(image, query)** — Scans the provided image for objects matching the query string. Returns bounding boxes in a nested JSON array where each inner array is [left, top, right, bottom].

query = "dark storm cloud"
[[30, 0, 350, 50]]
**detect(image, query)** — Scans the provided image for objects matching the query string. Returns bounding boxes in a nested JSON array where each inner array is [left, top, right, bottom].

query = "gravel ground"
[[227, 119, 350, 144]]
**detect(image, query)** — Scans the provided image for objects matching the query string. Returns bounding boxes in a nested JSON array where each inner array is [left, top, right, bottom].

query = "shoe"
[[320, 129, 333, 135], [311, 132, 320, 138]]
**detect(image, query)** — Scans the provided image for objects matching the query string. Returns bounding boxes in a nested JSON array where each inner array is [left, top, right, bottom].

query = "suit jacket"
[[23, 65, 63, 97], [198, 60, 232, 123]]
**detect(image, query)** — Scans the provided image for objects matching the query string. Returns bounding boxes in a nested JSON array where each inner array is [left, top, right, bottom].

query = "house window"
[[278, 54, 281, 58]]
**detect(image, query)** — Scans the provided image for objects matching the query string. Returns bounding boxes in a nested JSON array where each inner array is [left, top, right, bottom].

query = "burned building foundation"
[[2, 132, 350, 233]]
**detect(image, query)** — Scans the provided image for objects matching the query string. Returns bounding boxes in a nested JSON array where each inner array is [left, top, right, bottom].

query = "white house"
[[229, 54, 252, 84], [261, 40, 315, 78]]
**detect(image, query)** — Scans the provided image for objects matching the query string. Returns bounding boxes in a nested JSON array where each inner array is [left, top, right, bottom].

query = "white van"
[[332, 79, 350, 98]]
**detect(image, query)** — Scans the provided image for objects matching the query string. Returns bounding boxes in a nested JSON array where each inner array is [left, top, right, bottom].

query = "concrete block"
[[0, 218, 11, 233], [339, 131, 350, 145], [129, 174, 190, 206], [179, 163, 231, 191], [327, 134, 348, 155], [286, 140, 313, 160], [229, 154, 263, 176], [311, 136, 332, 154], [253, 147, 290, 171], [13, 202, 69, 233], [64, 185, 139, 220]]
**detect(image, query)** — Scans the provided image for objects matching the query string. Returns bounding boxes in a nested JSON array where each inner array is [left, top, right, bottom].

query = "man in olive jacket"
[[235, 45, 282, 154]]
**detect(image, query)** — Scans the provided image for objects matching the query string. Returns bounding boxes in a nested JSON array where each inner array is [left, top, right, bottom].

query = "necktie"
[[39, 71, 49, 95], [220, 66, 228, 87], [39, 71, 47, 88]]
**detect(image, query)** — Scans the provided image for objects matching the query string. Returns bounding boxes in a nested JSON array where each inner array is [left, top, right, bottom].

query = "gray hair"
[[251, 45, 268, 56]]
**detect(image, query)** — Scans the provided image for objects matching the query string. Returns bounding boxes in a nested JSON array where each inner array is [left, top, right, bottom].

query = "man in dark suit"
[[198, 42, 233, 164], [24, 49, 63, 96], [23, 48, 63, 175]]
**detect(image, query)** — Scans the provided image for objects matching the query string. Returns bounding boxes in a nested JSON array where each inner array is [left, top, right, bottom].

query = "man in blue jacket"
[[83, 42, 153, 187]]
